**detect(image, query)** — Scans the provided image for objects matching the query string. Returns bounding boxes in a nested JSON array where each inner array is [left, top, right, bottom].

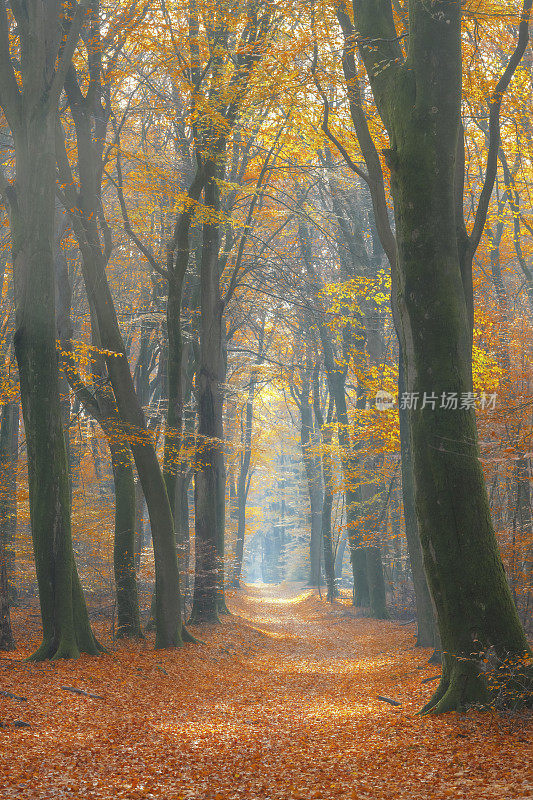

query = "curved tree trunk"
[[57, 69, 184, 649]]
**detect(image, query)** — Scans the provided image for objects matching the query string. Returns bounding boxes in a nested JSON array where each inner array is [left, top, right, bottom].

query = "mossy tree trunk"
[[354, 0, 533, 711], [0, 1, 99, 660], [110, 437, 141, 638], [13, 127, 100, 661], [398, 350, 437, 648], [335, 6, 438, 645], [352, 548, 370, 607]]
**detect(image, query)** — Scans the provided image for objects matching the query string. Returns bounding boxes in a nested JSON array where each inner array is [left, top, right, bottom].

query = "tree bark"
[[0, 402, 18, 598], [299, 364, 323, 587], [0, 403, 17, 650], [232, 378, 255, 587], [398, 350, 436, 648], [110, 437, 141, 638], [57, 66, 184, 648], [352, 548, 370, 607], [354, 0, 532, 711], [366, 546, 389, 620], [1, 25, 100, 656], [190, 164, 226, 624], [313, 385, 337, 601]]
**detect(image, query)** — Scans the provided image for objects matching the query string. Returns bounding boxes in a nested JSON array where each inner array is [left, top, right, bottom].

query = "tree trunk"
[[55, 209, 142, 641], [320, 485, 336, 601], [233, 481, 248, 588], [0, 555, 14, 651], [366, 546, 389, 620], [313, 380, 336, 601], [12, 119, 100, 660], [299, 369, 323, 587], [109, 438, 141, 638], [352, 548, 370, 607], [355, 0, 532, 710], [0, 402, 17, 650], [398, 351, 436, 648], [57, 65, 184, 649], [134, 479, 144, 571], [0, 401, 19, 650], [0, 402, 19, 601], [175, 473, 191, 601], [190, 166, 225, 624], [335, 533, 347, 580]]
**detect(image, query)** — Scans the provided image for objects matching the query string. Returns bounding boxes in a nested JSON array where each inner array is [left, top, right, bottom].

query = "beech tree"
[[55, 4, 187, 648], [0, 0, 102, 659], [350, 0, 533, 711]]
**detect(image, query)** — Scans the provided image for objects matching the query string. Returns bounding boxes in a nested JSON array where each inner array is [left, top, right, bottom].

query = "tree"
[[55, 4, 187, 648], [0, 401, 17, 649], [0, 0, 101, 659], [351, 0, 533, 711], [312, 365, 337, 600], [188, 0, 274, 622], [293, 346, 323, 587]]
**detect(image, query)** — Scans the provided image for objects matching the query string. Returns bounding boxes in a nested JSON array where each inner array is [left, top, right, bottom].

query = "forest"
[[0, 0, 532, 797]]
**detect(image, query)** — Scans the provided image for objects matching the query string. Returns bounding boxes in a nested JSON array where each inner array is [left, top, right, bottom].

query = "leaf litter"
[[0, 583, 531, 800]]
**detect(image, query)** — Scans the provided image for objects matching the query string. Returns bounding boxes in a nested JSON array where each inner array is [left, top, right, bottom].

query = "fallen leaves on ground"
[[0, 584, 531, 799]]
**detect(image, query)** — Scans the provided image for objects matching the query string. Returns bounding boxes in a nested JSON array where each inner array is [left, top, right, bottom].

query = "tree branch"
[[49, 0, 93, 104], [468, 0, 532, 257], [0, 1, 21, 128]]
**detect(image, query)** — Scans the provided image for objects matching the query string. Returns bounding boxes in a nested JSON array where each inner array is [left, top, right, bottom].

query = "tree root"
[[26, 640, 56, 662], [181, 625, 201, 644], [28, 636, 81, 662], [420, 664, 488, 714], [420, 651, 533, 714], [428, 648, 442, 665], [217, 597, 231, 616]]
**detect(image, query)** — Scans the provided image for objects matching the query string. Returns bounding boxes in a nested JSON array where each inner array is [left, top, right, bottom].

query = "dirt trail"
[[0, 583, 531, 799]]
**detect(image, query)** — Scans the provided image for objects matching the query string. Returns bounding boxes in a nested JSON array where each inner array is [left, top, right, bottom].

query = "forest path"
[[0, 583, 531, 799]]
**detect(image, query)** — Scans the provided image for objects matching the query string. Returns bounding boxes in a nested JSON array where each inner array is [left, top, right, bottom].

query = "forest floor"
[[0, 583, 532, 800]]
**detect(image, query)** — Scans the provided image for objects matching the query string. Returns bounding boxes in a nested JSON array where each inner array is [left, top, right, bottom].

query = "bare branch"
[[50, 0, 93, 104], [469, 0, 532, 257]]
